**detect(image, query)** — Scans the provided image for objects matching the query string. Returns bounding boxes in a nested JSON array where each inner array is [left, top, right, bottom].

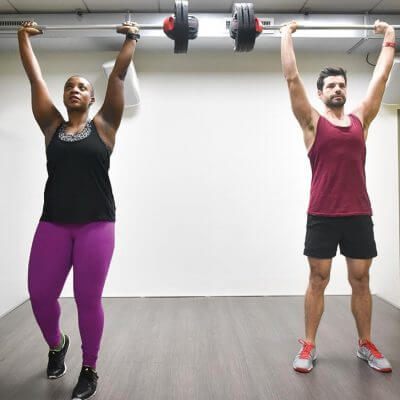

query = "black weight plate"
[[174, 0, 189, 54], [230, 3, 239, 42], [246, 3, 256, 51], [234, 3, 257, 52], [236, 3, 250, 52]]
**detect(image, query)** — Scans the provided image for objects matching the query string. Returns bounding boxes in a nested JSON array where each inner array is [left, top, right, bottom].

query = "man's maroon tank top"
[[307, 114, 372, 216]]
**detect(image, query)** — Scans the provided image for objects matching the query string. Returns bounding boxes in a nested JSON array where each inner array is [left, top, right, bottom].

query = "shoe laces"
[[298, 339, 314, 359], [80, 366, 98, 383], [360, 340, 383, 359], [48, 350, 61, 367]]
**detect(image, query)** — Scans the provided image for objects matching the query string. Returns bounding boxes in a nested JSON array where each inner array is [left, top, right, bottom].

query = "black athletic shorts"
[[303, 214, 377, 259]]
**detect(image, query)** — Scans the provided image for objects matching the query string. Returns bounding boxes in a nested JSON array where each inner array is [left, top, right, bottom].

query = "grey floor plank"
[[0, 296, 399, 400]]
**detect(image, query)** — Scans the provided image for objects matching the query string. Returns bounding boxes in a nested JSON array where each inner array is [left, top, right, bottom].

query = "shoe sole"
[[47, 335, 71, 379], [293, 356, 317, 373], [72, 389, 97, 400], [356, 351, 392, 373]]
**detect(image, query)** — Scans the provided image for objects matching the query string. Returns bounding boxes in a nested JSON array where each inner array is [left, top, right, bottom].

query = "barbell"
[[0, 0, 199, 54], [1, 1, 398, 54], [230, 3, 400, 52]]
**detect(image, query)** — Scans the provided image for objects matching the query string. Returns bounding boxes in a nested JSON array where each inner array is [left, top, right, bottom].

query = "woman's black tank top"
[[40, 120, 116, 223]]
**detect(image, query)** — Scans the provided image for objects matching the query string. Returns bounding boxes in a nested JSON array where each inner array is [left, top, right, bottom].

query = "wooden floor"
[[0, 296, 399, 400]]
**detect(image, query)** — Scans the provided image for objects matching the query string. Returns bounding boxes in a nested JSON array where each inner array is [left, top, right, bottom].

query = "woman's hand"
[[18, 21, 43, 37], [116, 21, 140, 35]]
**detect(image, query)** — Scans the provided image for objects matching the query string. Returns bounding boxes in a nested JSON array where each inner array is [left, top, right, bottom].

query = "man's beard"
[[326, 96, 346, 108]]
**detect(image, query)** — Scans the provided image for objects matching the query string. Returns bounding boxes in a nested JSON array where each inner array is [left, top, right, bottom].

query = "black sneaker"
[[71, 366, 99, 399], [47, 334, 70, 379]]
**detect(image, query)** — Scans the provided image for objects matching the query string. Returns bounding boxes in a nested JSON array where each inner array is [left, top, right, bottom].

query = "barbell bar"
[[1, 0, 398, 54], [0, 24, 162, 31], [261, 24, 400, 31]]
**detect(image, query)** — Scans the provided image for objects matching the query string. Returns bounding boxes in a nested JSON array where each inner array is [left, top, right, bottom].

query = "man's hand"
[[373, 19, 393, 35], [280, 20, 298, 35]]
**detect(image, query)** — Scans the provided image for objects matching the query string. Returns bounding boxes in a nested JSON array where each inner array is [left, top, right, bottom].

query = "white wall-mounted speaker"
[[102, 59, 141, 109]]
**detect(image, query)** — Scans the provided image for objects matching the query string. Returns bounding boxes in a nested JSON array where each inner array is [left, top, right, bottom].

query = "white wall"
[[370, 107, 400, 307], [0, 48, 399, 315]]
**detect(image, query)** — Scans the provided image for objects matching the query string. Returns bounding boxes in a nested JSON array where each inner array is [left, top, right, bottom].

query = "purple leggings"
[[28, 221, 115, 368]]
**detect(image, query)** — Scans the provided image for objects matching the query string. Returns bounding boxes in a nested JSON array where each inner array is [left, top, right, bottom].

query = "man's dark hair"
[[317, 67, 347, 91]]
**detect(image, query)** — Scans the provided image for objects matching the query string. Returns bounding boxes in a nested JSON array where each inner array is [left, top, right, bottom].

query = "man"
[[280, 20, 395, 373]]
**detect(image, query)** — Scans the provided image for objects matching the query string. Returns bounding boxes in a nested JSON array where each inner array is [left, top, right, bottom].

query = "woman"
[[18, 20, 139, 400]]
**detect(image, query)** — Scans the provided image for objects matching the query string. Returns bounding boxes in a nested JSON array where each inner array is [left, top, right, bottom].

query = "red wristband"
[[383, 42, 396, 48]]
